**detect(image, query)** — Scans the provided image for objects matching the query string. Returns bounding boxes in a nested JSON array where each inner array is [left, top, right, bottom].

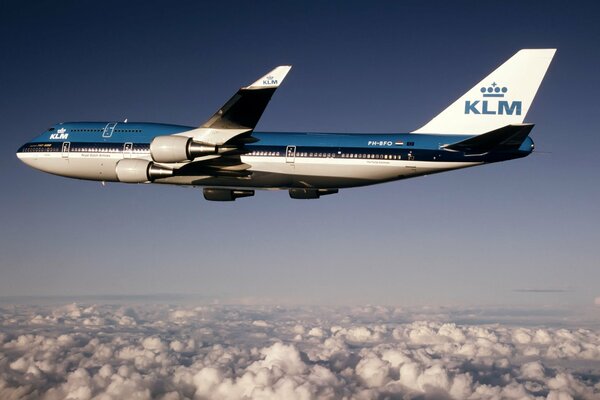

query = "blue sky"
[[2, 1, 599, 306]]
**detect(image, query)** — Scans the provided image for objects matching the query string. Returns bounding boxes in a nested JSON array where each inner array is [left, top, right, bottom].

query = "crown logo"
[[480, 82, 508, 98]]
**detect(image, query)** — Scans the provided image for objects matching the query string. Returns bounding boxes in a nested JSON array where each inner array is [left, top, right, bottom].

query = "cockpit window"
[[47, 127, 55, 131]]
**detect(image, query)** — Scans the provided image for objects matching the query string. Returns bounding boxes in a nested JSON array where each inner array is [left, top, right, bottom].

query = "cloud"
[[0, 303, 599, 399]]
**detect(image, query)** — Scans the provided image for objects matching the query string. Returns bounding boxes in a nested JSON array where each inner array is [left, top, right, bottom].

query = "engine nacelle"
[[289, 188, 339, 199], [115, 159, 173, 183], [150, 135, 217, 163], [203, 188, 255, 201]]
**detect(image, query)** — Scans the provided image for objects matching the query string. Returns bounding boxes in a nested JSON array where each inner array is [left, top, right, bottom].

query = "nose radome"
[[16, 146, 34, 167], [16, 143, 44, 170], [16, 144, 27, 160]]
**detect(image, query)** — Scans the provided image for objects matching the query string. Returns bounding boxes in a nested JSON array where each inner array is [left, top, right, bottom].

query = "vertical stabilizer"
[[412, 49, 556, 135]]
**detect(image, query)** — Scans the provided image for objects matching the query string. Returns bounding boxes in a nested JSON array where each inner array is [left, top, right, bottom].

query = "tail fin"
[[412, 49, 556, 135]]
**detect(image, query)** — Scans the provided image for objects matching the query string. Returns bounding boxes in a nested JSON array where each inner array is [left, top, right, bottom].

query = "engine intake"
[[203, 188, 255, 201], [289, 188, 339, 199], [150, 135, 218, 163], [115, 159, 173, 183]]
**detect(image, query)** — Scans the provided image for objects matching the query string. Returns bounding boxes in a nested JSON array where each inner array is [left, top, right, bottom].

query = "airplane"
[[16, 49, 555, 201]]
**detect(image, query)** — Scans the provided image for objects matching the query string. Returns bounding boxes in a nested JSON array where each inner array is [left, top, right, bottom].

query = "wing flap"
[[175, 155, 252, 178]]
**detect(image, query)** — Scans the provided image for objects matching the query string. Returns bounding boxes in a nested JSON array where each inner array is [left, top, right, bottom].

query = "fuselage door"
[[123, 142, 133, 158], [61, 142, 70, 159], [103, 122, 118, 138], [286, 145, 296, 163]]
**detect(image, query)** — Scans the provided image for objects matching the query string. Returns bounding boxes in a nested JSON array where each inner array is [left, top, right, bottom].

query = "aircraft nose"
[[16, 141, 69, 176], [16, 143, 40, 169], [16, 144, 27, 161]]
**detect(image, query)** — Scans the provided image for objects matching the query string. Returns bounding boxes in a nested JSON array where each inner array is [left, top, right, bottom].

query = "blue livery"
[[16, 50, 555, 201]]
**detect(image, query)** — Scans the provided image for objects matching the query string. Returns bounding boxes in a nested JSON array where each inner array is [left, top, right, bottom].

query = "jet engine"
[[203, 188, 255, 201], [289, 188, 339, 199], [150, 136, 217, 163], [115, 159, 173, 183]]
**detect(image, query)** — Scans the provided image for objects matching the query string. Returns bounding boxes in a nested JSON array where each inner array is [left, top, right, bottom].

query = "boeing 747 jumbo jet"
[[17, 49, 555, 201]]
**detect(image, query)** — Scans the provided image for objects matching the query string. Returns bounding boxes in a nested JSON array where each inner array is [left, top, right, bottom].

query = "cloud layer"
[[1, 303, 599, 399]]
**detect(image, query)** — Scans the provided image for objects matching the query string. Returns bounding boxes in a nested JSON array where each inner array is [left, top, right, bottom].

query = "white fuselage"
[[16, 123, 531, 197], [16, 146, 478, 189]]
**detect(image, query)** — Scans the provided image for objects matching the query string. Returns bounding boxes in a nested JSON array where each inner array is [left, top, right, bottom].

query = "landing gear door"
[[61, 142, 70, 159], [123, 142, 133, 158], [286, 145, 296, 163]]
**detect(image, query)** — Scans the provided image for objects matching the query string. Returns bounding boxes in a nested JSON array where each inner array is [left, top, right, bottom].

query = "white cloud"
[[307, 327, 324, 338], [355, 355, 389, 388], [521, 361, 545, 380], [0, 303, 599, 399]]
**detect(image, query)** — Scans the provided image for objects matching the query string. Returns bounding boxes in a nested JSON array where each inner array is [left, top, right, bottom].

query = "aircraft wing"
[[149, 66, 291, 178], [180, 66, 292, 146], [202, 65, 292, 130]]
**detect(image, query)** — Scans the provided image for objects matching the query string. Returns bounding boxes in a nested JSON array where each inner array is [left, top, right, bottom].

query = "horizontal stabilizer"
[[443, 124, 534, 154]]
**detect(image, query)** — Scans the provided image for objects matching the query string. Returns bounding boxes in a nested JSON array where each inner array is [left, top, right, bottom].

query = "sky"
[[1, 0, 600, 307]]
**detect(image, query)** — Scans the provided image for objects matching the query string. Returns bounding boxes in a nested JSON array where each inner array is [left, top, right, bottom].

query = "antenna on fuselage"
[[124, 118, 128, 123]]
